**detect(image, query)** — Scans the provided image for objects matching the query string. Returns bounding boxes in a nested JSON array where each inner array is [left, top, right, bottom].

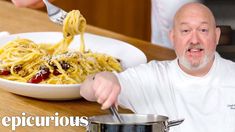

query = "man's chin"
[[179, 58, 208, 71]]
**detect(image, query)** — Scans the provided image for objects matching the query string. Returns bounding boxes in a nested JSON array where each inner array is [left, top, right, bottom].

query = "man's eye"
[[181, 29, 190, 34], [181, 30, 189, 33], [200, 29, 208, 32]]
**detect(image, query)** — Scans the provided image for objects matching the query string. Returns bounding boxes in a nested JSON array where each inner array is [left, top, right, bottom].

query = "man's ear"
[[169, 29, 175, 48], [215, 27, 221, 45]]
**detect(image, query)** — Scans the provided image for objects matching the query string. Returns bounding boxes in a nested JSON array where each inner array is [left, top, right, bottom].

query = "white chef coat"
[[116, 53, 235, 132]]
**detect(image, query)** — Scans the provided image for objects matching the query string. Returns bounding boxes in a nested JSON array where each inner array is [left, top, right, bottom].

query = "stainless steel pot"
[[87, 114, 184, 132]]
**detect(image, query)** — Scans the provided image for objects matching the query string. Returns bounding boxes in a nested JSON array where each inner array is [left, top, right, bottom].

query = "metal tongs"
[[109, 105, 123, 123]]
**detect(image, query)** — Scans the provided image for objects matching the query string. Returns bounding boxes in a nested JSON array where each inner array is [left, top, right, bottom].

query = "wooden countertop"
[[0, 1, 176, 131]]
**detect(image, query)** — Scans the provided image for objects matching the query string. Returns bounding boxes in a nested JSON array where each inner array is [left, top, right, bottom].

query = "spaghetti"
[[0, 10, 122, 84]]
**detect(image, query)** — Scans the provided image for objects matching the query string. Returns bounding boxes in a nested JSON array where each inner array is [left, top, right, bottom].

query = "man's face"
[[170, 7, 220, 71]]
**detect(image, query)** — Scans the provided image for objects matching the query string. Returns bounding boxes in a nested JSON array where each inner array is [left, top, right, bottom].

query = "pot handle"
[[167, 118, 184, 128]]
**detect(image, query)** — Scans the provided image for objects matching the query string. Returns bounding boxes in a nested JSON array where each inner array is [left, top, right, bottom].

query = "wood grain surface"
[[0, 1, 175, 131]]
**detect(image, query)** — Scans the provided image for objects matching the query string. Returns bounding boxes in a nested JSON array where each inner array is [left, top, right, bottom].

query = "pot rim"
[[88, 114, 169, 125]]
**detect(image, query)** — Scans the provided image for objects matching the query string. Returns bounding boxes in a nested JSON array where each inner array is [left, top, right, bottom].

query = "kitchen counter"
[[0, 1, 176, 131]]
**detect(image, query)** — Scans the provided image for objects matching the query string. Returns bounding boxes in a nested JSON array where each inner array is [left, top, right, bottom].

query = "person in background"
[[11, 0, 203, 49], [80, 3, 235, 132]]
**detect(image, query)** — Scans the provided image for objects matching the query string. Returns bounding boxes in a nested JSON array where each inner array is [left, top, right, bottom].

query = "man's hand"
[[80, 71, 121, 110], [11, 0, 55, 9]]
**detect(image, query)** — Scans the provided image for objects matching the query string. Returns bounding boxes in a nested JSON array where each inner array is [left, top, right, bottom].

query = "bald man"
[[151, 0, 203, 49], [80, 3, 235, 132]]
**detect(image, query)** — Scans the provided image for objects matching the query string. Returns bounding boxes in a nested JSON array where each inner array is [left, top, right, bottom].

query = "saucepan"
[[87, 114, 184, 132]]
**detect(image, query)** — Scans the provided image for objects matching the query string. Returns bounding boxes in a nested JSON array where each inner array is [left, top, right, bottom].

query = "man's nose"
[[190, 31, 199, 44]]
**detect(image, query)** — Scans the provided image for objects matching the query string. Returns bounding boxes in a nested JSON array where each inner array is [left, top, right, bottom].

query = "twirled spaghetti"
[[0, 10, 122, 84]]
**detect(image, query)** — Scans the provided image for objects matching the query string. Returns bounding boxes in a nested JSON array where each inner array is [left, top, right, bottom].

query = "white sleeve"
[[115, 61, 164, 113], [115, 60, 179, 116]]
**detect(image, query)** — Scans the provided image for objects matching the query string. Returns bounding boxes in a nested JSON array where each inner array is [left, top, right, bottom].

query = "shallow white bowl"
[[0, 32, 147, 100]]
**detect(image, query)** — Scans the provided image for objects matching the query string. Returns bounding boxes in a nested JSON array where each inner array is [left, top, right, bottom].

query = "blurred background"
[[3, 0, 151, 42], [2, 0, 235, 47]]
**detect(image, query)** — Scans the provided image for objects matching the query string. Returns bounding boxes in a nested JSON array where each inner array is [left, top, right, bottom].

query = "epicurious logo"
[[1, 112, 88, 130]]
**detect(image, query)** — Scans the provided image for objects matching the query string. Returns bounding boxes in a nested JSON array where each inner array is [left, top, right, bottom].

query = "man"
[[151, 0, 203, 49], [80, 3, 235, 132], [11, 0, 202, 48]]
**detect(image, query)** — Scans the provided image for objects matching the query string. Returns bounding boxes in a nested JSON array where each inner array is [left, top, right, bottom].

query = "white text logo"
[[1, 112, 88, 130]]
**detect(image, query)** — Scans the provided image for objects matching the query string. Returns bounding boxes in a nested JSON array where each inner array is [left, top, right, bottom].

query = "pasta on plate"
[[0, 10, 122, 84]]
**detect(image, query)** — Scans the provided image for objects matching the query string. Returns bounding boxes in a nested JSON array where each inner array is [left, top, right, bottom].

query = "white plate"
[[0, 32, 147, 100]]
